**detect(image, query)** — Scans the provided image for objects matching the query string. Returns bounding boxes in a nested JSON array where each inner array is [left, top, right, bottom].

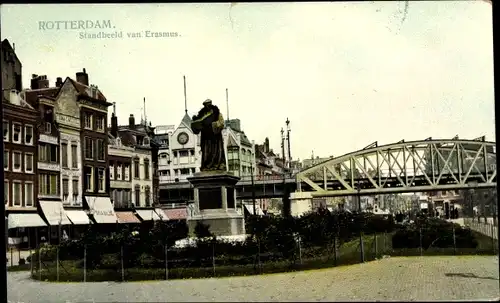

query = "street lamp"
[[357, 182, 365, 263]]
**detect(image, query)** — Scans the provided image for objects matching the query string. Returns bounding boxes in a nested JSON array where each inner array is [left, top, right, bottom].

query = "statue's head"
[[203, 99, 212, 108]]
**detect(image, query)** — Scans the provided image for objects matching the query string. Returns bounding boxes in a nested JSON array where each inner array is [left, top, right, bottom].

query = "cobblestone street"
[[7, 256, 500, 302]]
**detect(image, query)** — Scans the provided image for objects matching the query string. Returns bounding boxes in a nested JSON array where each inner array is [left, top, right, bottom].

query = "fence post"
[[83, 244, 87, 283], [298, 235, 303, 265], [491, 224, 496, 254], [374, 233, 378, 259], [10, 247, 13, 267], [18, 247, 21, 265], [56, 243, 60, 282], [164, 244, 169, 280], [257, 238, 262, 273], [38, 245, 41, 281], [333, 235, 338, 266], [212, 241, 216, 276], [452, 224, 457, 255], [383, 231, 387, 253], [121, 245, 125, 282], [419, 227, 423, 256]]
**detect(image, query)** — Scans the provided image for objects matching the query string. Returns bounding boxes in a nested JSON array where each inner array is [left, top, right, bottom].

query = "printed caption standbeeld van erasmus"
[[37, 20, 179, 39]]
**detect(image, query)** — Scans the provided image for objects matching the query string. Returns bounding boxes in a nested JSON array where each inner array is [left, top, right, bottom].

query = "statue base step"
[[188, 209, 245, 237]]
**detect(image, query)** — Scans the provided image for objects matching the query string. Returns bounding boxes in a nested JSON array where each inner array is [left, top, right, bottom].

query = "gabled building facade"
[[3, 91, 38, 210], [114, 114, 156, 208]]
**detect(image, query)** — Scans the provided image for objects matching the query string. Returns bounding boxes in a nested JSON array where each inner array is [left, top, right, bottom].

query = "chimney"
[[111, 117, 118, 138], [265, 137, 270, 153], [37, 75, 49, 89], [55, 77, 63, 87], [75, 68, 89, 86], [129, 114, 135, 129], [30, 74, 39, 90]]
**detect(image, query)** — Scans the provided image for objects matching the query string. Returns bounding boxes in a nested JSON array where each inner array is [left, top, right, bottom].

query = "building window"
[[50, 145, 58, 163], [3, 120, 9, 141], [25, 182, 34, 207], [71, 144, 78, 168], [38, 144, 58, 163], [12, 123, 21, 143], [4, 181, 9, 206], [145, 186, 151, 207], [134, 185, 140, 206], [61, 142, 68, 168], [12, 151, 22, 172], [109, 162, 114, 180], [4, 150, 9, 171], [84, 166, 94, 192], [25, 153, 33, 173], [39, 174, 59, 196], [97, 139, 105, 161], [96, 116, 105, 132], [72, 178, 79, 203], [144, 158, 150, 180], [62, 178, 69, 201], [24, 125, 34, 145], [134, 158, 140, 179], [84, 113, 93, 129], [97, 167, 105, 192], [84, 137, 93, 159], [180, 168, 190, 175], [12, 181, 22, 206], [179, 150, 189, 157], [124, 164, 130, 181], [116, 163, 122, 180]]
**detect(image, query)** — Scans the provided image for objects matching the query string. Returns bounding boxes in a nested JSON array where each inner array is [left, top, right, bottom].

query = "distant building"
[[156, 114, 256, 210], [112, 113, 157, 208]]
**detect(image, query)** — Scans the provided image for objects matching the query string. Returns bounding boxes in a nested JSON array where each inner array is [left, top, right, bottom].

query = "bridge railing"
[[238, 173, 295, 183]]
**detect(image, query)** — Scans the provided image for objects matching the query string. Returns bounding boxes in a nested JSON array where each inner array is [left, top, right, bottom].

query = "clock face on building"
[[177, 132, 189, 145]]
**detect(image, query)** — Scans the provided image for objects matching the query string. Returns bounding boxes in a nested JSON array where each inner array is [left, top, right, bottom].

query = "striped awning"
[[66, 210, 91, 225], [136, 209, 161, 221], [8, 213, 47, 229], [116, 211, 141, 224]]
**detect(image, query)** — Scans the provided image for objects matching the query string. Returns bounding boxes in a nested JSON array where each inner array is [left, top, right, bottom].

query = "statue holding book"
[[191, 99, 227, 171]]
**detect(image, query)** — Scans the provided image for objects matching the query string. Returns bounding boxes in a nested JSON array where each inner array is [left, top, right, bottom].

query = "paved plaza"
[[7, 256, 500, 302]]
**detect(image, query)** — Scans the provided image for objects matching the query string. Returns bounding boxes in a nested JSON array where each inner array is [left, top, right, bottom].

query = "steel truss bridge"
[[296, 137, 497, 197]]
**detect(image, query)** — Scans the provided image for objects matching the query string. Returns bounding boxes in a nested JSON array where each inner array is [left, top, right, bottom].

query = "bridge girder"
[[295, 139, 496, 197]]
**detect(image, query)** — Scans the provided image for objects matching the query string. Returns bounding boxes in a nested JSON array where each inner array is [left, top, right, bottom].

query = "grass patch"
[[27, 232, 494, 282], [30, 234, 391, 282]]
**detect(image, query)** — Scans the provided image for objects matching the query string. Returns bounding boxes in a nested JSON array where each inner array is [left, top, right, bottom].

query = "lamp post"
[[251, 165, 257, 215], [357, 183, 365, 263]]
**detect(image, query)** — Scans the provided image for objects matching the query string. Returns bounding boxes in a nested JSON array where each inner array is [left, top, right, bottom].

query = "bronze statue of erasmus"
[[191, 99, 227, 171]]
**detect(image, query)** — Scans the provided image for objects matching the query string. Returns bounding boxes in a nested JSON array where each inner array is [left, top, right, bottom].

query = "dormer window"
[[143, 137, 150, 145]]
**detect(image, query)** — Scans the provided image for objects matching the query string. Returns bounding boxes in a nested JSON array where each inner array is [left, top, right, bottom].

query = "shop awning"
[[163, 208, 188, 220], [244, 204, 265, 216], [154, 208, 168, 221], [39, 201, 72, 226], [66, 210, 91, 225], [86, 196, 118, 224], [136, 209, 162, 221], [116, 211, 141, 224], [8, 213, 47, 229]]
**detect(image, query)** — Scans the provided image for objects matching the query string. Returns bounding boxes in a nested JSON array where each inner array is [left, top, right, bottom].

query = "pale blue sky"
[[0, 2, 495, 160]]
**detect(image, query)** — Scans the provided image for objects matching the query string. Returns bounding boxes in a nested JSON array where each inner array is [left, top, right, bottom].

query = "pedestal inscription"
[[187, 171, 245, 236]]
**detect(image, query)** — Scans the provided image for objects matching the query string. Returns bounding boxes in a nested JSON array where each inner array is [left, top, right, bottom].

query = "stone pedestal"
[[187, 171, 245, 236], [290, 191, 313, 217]]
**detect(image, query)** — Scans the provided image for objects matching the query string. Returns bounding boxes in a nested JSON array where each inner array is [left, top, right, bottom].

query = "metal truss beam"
[[295, 138, 496, 196]]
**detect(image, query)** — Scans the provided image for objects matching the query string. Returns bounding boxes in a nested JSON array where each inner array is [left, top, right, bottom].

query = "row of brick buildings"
[[2, 39, 168, 242]]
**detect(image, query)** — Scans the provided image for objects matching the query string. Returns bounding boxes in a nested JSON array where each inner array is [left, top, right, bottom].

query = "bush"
[[18, 258, 26, 265], [392, 218, 477, 249]]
